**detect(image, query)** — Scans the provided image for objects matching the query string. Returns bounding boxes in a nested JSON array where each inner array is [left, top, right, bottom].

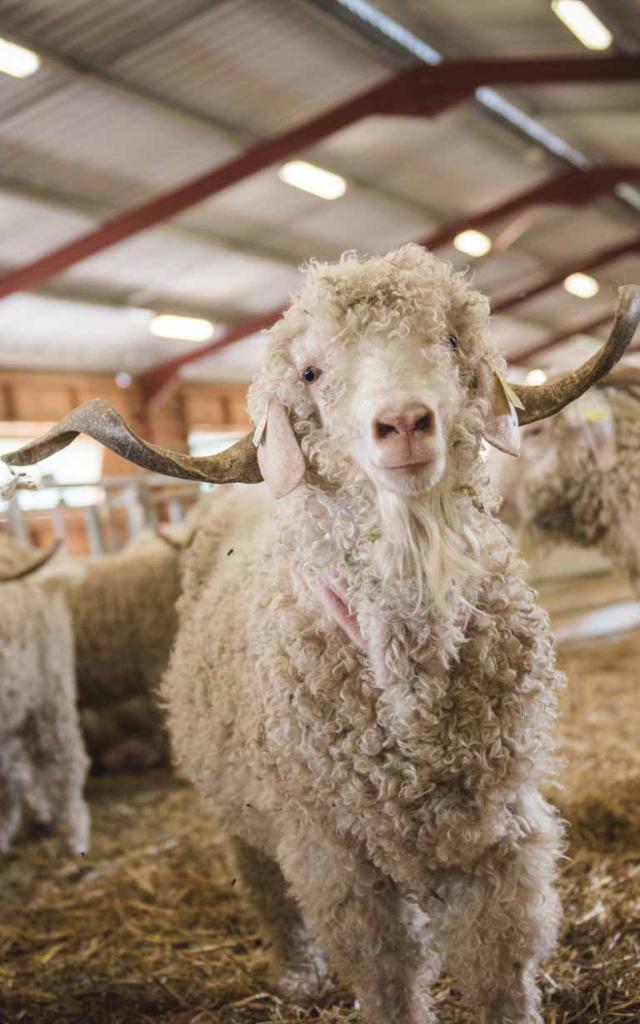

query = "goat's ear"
[[478, 361, 521, 457], [253, 401, 305, 498], [582, 406, 616, 471]]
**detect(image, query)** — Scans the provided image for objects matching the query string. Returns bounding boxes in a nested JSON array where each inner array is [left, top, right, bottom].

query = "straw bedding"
[[0, 625, 638, 1023]]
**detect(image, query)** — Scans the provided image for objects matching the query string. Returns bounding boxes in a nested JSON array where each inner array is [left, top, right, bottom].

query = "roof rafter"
[[492, 236, 640, 314], [420, 165, 640, 251], [511, 311, 612, 366], [0, 18, 444, 263]]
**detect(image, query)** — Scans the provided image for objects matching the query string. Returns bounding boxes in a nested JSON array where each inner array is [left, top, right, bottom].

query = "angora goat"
[[5, 246, 639, 1024], [494, 368, 640, 593], [0, 536, 89, 854], [43, 529, 181, 771]]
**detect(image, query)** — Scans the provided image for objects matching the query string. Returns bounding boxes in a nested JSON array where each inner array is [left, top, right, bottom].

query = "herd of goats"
[[1, 244, 639, 1024]]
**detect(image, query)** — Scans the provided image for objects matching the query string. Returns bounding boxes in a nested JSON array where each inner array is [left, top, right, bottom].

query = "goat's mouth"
[[371, 454, 444, 496], [376, 459, 431, 472]]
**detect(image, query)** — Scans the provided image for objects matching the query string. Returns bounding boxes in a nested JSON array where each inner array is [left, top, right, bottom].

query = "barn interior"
[[0, 1, 639, 1022]]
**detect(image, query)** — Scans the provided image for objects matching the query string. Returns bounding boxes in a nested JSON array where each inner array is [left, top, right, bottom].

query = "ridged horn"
[[0, 539, 61, 582], [2, 399, 263, 485], [512, 285, 640, 424]]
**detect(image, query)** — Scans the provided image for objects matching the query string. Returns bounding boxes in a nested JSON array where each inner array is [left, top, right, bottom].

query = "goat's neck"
[[283, 473, 503, 672]]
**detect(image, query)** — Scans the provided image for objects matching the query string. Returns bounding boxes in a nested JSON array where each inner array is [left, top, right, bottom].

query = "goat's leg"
[[228, 836, 329, 1000], [278, 826, 436, 1024], [435, 812, 561, 1024], [25, 713, 90, 856], [0, 738, 31, 852]]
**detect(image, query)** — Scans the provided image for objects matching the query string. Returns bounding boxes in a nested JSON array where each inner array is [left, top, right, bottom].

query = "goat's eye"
[[302, 366, 322, 383], [447, 334, 459, 350]]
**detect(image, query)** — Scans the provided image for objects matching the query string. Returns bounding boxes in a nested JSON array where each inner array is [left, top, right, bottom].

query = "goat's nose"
[[373, 406, 435, 442]]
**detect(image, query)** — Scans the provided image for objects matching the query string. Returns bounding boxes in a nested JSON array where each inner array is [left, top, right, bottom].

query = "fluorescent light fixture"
[[115, 371, 132, 389], [278, 160, 347, 200], [551, 0, 612, 50], [0, 37, 40, 78], [150, 314, 215, 342], [453, 229, 492, 258], [564, 272, 600, 299], [526, 368, 548, 386]]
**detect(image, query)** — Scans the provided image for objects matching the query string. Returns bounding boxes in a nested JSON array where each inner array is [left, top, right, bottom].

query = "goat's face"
[[291, 319, 463, 497], [250, 245, 503, 501]]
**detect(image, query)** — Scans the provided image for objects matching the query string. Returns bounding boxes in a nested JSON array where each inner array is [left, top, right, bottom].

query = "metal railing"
[[0, 475, 202, 554]]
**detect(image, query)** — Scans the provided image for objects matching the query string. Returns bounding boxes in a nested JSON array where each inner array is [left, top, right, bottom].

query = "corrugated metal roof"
[[112, 0, 391, 135], [0, 191, 94, 264], [0, 77, 239, 208], [0, 0, 218, 65], [0, 293, 195, 374], [0, 0, 636, 381]]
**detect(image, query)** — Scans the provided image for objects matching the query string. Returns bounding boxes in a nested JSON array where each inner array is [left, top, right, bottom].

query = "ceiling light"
[[0, 38, 40, 78], [278, 160, 347, 200], [150, 314, 215, 342], [563, 272, 600, 299], [525, 368, 548, 386], [551, 1, 612, 50], [453, 229, 492, 258], [115, 371, 132, 389]]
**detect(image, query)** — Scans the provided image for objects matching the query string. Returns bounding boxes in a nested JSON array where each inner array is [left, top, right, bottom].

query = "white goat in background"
[[494, 366, 640, 591], [6, 246, 639, 1024], [0, 536, 89, 855]]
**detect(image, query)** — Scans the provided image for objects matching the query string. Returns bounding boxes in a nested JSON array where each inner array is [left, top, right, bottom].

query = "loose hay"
[[0, 625, 638, 1022]]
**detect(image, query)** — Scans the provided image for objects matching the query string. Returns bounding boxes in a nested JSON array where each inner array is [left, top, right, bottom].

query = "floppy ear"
[[582, 406, 617, 471], [253, 401, 305, 498], [478, 361, 521, 457]]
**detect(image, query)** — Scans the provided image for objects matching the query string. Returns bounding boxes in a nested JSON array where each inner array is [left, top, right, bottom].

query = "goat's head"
[[2, 247, 639, 504], [250, 246, 521, 499]]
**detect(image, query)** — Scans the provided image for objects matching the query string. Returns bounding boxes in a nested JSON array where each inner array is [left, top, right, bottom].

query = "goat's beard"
[[375, 482, 483, 616], [295, 417, 489, 619]]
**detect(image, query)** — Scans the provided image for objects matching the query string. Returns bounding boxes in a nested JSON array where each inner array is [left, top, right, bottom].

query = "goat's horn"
[[511, 285, 640, 424], [155, 525, 190, 550], [2, 399, 263, 485], [0, 539, 61, 582]]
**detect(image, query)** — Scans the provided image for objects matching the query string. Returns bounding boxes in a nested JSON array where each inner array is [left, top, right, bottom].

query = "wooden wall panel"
[[0, 371, 252, 467], [183, 382, 251, 431]]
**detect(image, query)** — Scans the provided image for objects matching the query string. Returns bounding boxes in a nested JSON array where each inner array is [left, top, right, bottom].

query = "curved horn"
[[2, 399, 263, 485], [512, 285, 640, 424], [155, 525, 191, 550], [0, 539, 61, 582]]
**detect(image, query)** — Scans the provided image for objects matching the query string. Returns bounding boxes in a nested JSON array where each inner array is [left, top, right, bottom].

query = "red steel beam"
[[141, 305, 285, 405], [492, 235, 640, 314], [512, 311, 612, 365], [0, 54, 638, 305], [420, 165, 640, 251]]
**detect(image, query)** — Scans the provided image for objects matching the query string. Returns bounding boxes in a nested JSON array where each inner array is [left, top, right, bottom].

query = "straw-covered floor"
[[1, 620, 638, 1022]]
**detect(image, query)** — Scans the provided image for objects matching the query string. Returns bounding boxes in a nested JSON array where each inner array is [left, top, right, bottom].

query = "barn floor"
[[1, 575, 639, 1024]]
